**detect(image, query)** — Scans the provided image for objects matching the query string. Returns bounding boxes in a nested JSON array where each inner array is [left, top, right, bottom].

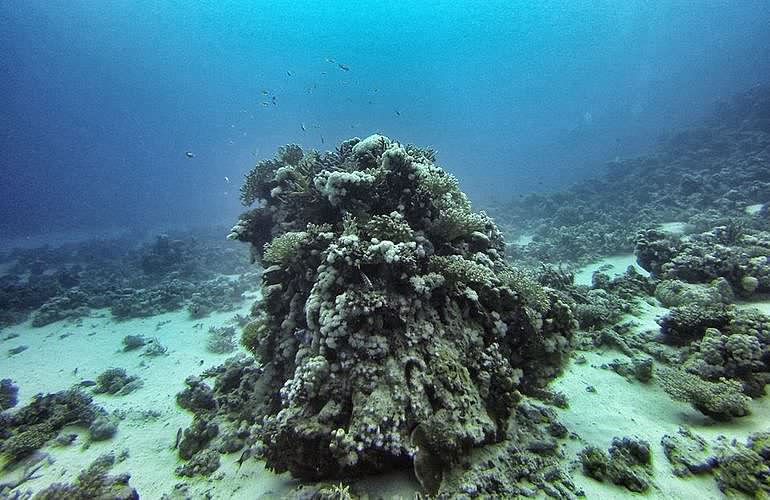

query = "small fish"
[[300, 123, 306, 131], [286, 70, 293, 77], [79, 380, 97, 387], [320, 135, 324, 144], [271, 96, 277, 105], [224, 176, 231, 183], [237, 448, 252, 469], [261, 89, 269, 96], [325, 57, 336, 64], [173, 427, 182, 450], [395, 110, 401, 117], [260, 101, 270, 107], [185, 151, 195, 158], [73, 367, 78, 376], [338, 63, 350, 71]]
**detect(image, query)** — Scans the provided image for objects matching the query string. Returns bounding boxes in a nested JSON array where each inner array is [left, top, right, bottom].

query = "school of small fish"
[[185, 56, 406, 185]]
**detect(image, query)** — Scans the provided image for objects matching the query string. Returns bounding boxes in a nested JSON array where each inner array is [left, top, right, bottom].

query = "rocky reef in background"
[[492, 84, 770, 266], [0, 228, 257, 328], [209, 134, 576, 495]]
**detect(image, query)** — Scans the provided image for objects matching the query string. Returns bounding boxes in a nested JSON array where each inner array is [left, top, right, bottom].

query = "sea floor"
[[1, 290, 301, 498], [1, 254, 769, 498]]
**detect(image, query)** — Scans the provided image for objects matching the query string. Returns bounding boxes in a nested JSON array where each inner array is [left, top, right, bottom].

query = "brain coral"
[[229, 135, 575, 487]]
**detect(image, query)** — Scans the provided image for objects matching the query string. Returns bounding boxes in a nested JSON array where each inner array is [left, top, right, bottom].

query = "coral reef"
[[92, 368, 143, 396], [636, 226, 770, 297], [0, 228, 257, 328], [712, 436, 770, 497], [607, 356, 654, 383], [662, 428, 770, 497], [32, 453, 138, 499], [177, 418, 219, 461], [88, 415, 119, 441], [140, 337, 168, 357], [173, 357, 265, 474], [658, 303, 734, 345], [31, 289, 90, 327], [661, 427, 716, 477], [579, 437, 653, 492], [656, 366, 750, 420], [436, 400, 580, 497], [654, 278, 731, 308], [121, 335, 147, 352], [223, 135, 577, 488], [206, 325, 237, 354], [175, 449, 220, 477], [0, 388, 104, 465], [492, 85, 770, 267], [0, 379, 18, 411]]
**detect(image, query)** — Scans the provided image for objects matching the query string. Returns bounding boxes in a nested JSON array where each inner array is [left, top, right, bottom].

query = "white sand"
[[0, 291, 306, 498], [573, 254, 649, 287]]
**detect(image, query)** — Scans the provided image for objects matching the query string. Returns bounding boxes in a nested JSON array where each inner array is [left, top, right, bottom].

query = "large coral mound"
[[228, 135, 575, 484]]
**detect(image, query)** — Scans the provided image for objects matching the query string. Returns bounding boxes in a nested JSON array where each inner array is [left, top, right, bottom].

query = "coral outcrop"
[[0, 388, 105, 466], [579, 436, 654, 492], [226, 135, 575, 489], [32, 453, 138, 499]]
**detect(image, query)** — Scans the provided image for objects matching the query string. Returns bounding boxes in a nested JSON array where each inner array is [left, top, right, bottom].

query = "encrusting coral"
[[227, 135, 576, 492]]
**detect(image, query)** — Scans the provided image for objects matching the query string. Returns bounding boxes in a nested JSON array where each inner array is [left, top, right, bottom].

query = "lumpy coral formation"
[[661, 427, 770, 497], [227, 135, 575, 487], [0, 388, 105, 466], [579, 436, 654, 492]]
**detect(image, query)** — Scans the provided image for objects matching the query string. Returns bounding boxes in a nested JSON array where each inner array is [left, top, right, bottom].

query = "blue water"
[[2, 0, 769, 238]]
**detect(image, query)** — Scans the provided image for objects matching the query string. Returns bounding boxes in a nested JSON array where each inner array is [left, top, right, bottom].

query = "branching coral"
[[262, 231, 307, 265]]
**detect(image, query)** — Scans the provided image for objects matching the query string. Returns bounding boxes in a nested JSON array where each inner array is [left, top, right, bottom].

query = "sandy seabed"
[[1, 256, 769, 499]]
